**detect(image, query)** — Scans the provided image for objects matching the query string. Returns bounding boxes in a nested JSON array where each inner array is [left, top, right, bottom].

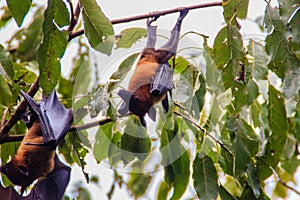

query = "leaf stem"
[[173, 110, 233, 156]]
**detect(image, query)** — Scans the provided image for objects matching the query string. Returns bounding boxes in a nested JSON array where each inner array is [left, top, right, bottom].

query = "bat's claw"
[[147, 15, 159, 26], [178, 8, 189, 21]]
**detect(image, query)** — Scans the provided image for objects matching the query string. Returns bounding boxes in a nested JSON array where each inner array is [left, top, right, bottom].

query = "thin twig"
[[67, 0, 75, 32], [278, 179, 300, 196], [67, 0, 81, 33], [0, 78, 39, 140], [74, 1, 81, 21], [0, 117, 112, 144], [68, 1, 222, 41], [68, 117, 112, 132], [173, 110, 233, 156]]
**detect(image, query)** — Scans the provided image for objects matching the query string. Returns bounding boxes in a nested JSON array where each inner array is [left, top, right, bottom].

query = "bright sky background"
[[1, 0, 291, 200]]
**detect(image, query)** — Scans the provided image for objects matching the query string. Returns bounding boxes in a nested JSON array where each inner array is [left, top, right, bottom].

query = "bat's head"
[[0, 160, 32, 194], [118, 88, 154, 126]]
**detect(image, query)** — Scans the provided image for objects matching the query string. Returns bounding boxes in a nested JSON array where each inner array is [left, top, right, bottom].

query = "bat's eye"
[[132, 97, 138, 101]]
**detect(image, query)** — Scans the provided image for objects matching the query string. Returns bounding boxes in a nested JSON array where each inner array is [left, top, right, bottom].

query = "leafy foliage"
[[0, 0, 300, 199]]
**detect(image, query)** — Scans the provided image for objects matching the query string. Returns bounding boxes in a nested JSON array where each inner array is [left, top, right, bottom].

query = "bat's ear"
[[18, 166, 29, 177], [148, 106, 156, 122], [118, 89, 133, 116], [118, 89, 133, 102]]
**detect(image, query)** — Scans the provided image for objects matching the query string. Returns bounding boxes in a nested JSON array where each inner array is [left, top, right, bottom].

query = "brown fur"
[[1, 121, 55, 192], [15, 121, 55, 178], [127, 48, 167, 119]]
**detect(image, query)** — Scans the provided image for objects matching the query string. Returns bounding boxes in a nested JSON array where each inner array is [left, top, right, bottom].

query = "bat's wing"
[[25, 155, 71, 200], [0, 155, 71, 200], [21, 90, 73, 147], [150, 63, 174, 96], [117, 89, 133, 116]]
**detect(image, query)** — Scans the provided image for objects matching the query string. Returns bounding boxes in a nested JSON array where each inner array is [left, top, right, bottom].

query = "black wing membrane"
[[25, 155, 71, 200], [150, 63, 174, 96], [21, 90, 73, 147], [0, 155, 71, 200]]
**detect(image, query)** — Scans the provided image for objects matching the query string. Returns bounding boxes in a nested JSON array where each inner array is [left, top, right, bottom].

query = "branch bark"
[[0, 117, 112, 144], [68, 1, 222, 41]]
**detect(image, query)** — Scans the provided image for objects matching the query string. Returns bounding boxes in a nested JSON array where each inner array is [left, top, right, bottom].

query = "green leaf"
[[58, 76, 73, 108], [88, 84, 109, 117], [160, 124, 190, 200], [128, 172, 152, 198], [239, 119, 260, 157], [116, 28, 147, 49], [1, 140, 19, 164], [174, 57, 198, 108], [0, 76, 12, 106], [203, 36, 222, 92], [169, 151, 189, 200], [223, 0, 249, 23], [0, 6, 13, 29], [59, 132, 89, 182], [247, 40, 268, 81], [239, 184, 259, 200], [233, 133, 251, 177], [294, 98, 300, 144], [259, 85, 288, 179], [219, 185, 237, 200], [54, 0, 69, 27], [246, 162, 261, 198], [157, 181, 171, 200], [193, 153, 218, 200], [108, 132, 122, 166], [81, 0, 114, 55], [38, 0, 68, 97], [6, 0, 32, 27], [71, 52, 91, 96], [93, 122, 113, 163], [0, 44, 14, 80], [214, 25, 244, 69], [191, 73, 206, 119], [121, 117, 151, 164], [7, 7, 44, 62], [246, 78, 259, 105], [264, 5, 300, 98], [288, 7, 300, 59], [278, 0, 300, 25], [214, 25, 247, 113], [213, 25, 247, 113]]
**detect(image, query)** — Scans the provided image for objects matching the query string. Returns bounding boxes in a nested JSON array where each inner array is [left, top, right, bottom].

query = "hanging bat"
[[0, 155, 71, 200], [0, 90, 73, 196], [118, 9, 189, 126]]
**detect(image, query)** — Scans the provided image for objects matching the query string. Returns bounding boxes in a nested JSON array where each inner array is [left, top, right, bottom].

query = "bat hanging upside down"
[[0, 90, 73, 197], [118, 9, 189, 126]]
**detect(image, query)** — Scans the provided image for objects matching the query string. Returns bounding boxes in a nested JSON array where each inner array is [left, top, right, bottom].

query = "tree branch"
[[173, 110, 234, 156], [0, 117, 112, 144], [278, 178, 300, 196], [68, 1, 222, 41], [0, 78, 40, 140]]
